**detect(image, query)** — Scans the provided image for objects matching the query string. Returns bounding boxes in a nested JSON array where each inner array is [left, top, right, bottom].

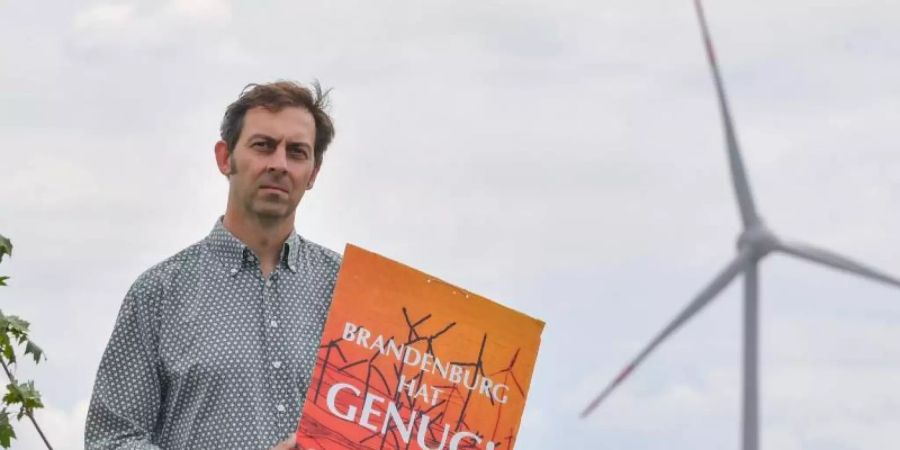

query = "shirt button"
[[272, 361, 282, 369], [229, 268, 238, 275], [270, 320, 278, 328], [289, 265, 296, 271], [265, 279, 273, 287], [276, 404, 286, 413]]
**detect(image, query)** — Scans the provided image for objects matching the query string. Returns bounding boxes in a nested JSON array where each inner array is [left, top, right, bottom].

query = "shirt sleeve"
[[85, 272, 165, 450]]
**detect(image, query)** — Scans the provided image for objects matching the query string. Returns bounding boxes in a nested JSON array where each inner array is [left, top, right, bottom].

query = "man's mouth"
[[260, 185, 289, 194]]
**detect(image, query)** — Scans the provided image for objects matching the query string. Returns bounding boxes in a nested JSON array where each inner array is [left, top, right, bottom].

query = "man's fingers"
[[270, 437, 300, 450]]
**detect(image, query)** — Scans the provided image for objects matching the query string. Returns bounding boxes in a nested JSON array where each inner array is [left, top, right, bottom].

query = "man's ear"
[[306, 164, 321, 190], [215, 140, 232, 176]]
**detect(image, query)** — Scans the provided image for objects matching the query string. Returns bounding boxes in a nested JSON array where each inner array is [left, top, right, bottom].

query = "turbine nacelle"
[[736, 221, 779, 258]]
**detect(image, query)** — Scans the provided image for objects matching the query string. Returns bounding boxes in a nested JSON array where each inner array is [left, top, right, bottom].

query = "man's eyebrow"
[[246, 133, 277, 142], [285, 140, 312, 150]]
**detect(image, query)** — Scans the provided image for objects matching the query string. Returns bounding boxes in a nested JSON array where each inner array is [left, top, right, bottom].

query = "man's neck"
[[222, 209, 294, 278]]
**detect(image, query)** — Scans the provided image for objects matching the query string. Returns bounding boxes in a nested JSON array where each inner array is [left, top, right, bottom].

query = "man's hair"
[[220, 80, 335, 168]]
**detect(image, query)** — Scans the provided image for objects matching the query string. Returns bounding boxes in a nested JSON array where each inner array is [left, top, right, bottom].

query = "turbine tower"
[[580, 2, 900, 450]]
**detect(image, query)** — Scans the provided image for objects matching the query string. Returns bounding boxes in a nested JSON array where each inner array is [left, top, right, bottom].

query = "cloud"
[[10, 400, 89, 450], [69, 0, 235, 64], [73, 3, 136, 30], [163, 0, 231, 22], [1, 0, 899, 448]]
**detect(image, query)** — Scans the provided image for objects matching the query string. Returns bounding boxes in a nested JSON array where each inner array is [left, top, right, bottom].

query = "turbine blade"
[[580, 250, 753, 418], [776, 240, 900, 289], [693, 0, 760, 228]]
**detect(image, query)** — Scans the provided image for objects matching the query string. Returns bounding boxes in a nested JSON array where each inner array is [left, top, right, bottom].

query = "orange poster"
[[296, 245, 544, 450]]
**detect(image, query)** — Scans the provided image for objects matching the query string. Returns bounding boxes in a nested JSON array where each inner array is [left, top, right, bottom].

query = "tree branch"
[[0, 359, 52, 450]]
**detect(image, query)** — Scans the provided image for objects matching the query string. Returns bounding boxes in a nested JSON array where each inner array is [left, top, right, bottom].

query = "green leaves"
[[0, 314, 30, 365], [0, 413, 14, 448], [0, 234, 9, 287], [4, 382, 43, 420], [0, 234, 11, 264], [1, 316, 29, 339], [0, 313, 44, 366], [0, 381, 46, 449], [24, 342, 43, 364], [0, 340, 11, 367], [0, 232, 49, 449], [0, 234, 9, 286]]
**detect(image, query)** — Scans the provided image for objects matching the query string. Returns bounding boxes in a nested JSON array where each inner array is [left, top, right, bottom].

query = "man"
[[85, 81, 341, 449]]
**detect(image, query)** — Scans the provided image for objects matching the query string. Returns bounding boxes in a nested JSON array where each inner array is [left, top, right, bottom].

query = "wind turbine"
[[579, 1, 900, 450]]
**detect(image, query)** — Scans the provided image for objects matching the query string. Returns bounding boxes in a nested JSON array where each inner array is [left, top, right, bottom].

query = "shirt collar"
[[206, 217, 302, 275], [283, 230, 302, 273]]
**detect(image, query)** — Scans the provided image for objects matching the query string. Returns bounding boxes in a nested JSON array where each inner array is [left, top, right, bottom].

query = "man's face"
[[217, 106, 319, 222]]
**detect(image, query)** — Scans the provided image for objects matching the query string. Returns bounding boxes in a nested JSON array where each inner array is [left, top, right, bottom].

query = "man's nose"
[[267, 143, 289, 173]]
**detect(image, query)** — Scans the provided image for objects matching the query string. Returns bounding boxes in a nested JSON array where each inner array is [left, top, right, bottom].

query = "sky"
[[1, 0, 899, 448]]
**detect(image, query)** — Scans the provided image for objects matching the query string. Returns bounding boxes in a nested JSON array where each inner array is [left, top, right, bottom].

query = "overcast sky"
[[2, 0, 899, 449]]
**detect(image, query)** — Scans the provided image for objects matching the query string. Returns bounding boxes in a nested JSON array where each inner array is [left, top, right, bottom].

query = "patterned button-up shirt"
[[85, 218, 341, 449]]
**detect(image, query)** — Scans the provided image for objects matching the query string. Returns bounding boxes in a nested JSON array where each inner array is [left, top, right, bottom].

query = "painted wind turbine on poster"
[[580, 1, 900, 450]]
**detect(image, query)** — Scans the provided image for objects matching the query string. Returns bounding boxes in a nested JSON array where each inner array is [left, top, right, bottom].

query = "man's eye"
[[289, 147, 308, 158], [252, 141, 272, 149]]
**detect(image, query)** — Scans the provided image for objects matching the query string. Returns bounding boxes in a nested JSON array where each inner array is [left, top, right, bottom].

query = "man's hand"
[[271, 434, 303, 450]]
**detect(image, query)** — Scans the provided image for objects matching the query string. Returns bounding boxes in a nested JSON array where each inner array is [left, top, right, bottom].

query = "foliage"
[[0, 234, 51, 449]]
